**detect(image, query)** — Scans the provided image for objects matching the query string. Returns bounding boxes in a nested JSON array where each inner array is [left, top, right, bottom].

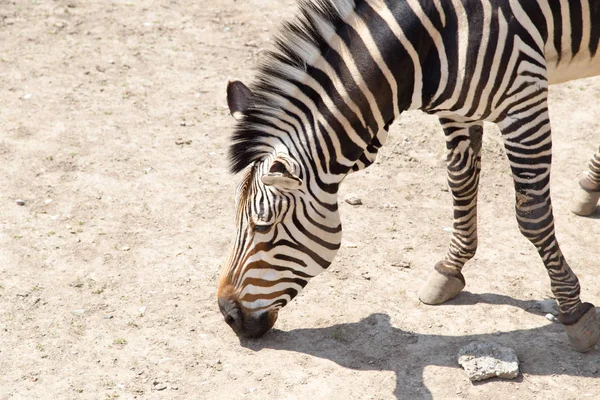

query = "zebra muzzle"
[[218, 296, 278, 338]]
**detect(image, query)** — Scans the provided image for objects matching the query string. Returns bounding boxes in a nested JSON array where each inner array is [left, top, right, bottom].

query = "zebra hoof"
[[563, 303, 600, 353], [571, 184, 600, 216], [418, 265, 465, 305]]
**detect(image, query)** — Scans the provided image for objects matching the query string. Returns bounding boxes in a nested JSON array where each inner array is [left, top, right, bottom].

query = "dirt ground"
[[1, 1, 599, 399]]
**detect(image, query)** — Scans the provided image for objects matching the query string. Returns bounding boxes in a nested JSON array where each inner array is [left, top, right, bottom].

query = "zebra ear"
[[261, 158, 302, 190], [226, 80, 253, 121]]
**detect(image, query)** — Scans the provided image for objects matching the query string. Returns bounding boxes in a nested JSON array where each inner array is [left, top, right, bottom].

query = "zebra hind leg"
[[571, 146, 600, 216], [418, 120, 483, 305], [498, 102, 599, 352]]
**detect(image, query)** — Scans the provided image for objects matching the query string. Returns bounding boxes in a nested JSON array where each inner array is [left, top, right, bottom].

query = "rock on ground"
[[458, 342, 520, 382], [344, 194, 362, 205]]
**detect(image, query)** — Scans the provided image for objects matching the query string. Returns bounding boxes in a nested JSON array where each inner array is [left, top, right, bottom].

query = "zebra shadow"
[[241, 292, 600, 400]]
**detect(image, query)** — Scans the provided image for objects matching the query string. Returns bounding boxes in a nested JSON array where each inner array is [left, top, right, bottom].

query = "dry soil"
[[1, 1, 599, 399]]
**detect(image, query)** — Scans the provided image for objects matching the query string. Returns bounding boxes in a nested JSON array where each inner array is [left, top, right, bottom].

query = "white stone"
[[545, 313, 557, 322], [458, 342, 519, 381]]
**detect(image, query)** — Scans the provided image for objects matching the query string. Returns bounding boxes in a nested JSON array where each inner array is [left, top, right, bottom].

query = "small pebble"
[[392, 260, 411, 269], [104, 315, 113, 319], [545, 313, 557, 322], [214, 359, 223, 371], [44, 199, 53, 204], [71, 309, 86, 315], [23, 93, 32, 99], [16, 199, 25, 206], [121, 246, 131, 251], [139, 306, 146, 315], [344, 195, 362, 206]]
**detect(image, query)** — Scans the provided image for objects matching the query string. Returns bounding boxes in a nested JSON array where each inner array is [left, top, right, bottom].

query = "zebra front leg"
[[418, 120, 482, 304], [571, 146, 600, 216], [498, 105, 599, 352]]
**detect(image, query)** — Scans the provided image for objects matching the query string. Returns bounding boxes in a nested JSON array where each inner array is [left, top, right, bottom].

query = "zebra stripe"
[[582, 147, 600, 189], [218, 0, 600, 345]]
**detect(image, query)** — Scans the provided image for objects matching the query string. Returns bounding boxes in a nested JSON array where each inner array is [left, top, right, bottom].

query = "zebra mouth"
[[239, 310, 278, 338], [218, 296, 278, 338]]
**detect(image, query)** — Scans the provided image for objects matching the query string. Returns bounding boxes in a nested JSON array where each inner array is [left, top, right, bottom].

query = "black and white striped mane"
[[228, 0, 358, 174]]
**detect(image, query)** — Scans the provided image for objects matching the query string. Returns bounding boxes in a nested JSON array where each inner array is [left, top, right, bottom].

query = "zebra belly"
[[547, 51, 600, 85]]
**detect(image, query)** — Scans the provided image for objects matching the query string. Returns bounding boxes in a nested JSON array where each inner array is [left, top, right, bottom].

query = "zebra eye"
[[254, 223, 273, 233]]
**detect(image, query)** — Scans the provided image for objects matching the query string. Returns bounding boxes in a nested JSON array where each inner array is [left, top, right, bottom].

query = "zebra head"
[[218, 81, 343, 338]]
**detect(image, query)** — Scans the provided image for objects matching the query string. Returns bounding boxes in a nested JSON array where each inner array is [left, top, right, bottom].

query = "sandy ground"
[[1, 1, 599, 399]]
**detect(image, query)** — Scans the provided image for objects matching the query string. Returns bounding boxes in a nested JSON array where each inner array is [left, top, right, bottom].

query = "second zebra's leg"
[[418, 119, 483, 304], [497, 99, 599, 352], [571, 146, 600, 216]]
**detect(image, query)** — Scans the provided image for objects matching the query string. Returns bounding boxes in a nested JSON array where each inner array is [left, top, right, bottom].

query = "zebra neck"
[[229, 1, 440, 182], [268, 1, 438, 178]]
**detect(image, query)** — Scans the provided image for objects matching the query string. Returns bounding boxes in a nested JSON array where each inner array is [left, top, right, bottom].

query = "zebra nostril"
[[218, 295, 246, 333], [224, 307, 244, 332], [224, 313, 236, 326]]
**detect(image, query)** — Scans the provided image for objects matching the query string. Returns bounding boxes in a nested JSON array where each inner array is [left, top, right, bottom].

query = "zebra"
[[217, 0, 600, 351]]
